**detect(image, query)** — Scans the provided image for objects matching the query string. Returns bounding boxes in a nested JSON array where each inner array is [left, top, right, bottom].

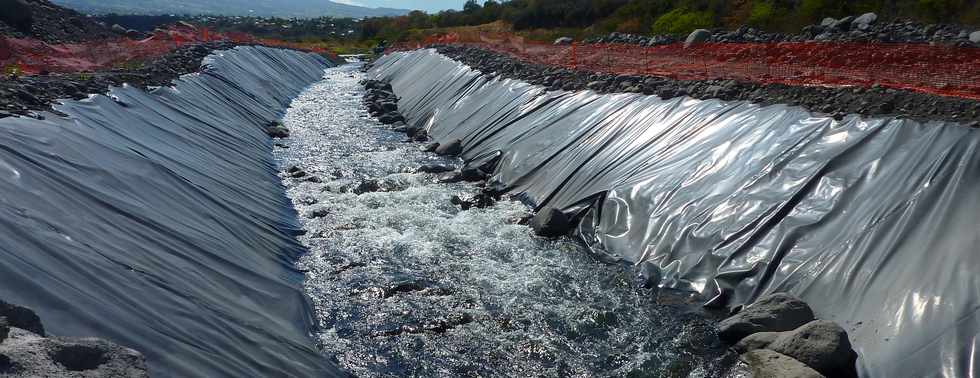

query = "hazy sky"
[[334, 0, 470, 12]]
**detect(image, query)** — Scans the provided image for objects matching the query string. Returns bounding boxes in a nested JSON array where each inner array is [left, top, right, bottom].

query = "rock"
[[125, 29, 142, 39], [970, 31, 980, 44], [741, 349, 824, 378], [459, 166, 487, 181], [733, 331, 780, 353], [717, 293, 815, 343], [852, 13, 877, 26], [531, 207, 573, 237], [554, 37, 573, 45], [820, 18, 836, 27], [111, 24, 127, 34], [418, 164, 455, 174], [434, 139, 463, 156], [378, 112, 405, 125], [0, 328, 149, 377], [307, 208, 330, 218], [353, 179, 381, 194], [0, 300, 44, 336], [265, 125, 290, 138], [767, 320, 858, 378], [422, 142, 439, 152], [830, 16, 855, 31], [684, 29, 711, 48]]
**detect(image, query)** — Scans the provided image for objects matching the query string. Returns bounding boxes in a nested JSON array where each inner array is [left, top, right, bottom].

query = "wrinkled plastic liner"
[[371, 49, 980, 378], [0, 46, 342, 377]]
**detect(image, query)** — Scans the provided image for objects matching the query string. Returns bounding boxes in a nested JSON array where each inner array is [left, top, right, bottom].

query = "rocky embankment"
[[1, 300, 148, 377], [0, 42, 238, 119], [432, 45, 980, 125], [0, 0, 117, 43], [584, 13, 980, 46]]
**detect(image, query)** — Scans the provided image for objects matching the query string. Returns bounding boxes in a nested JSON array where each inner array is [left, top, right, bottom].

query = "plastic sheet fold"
[[371, 49, 980, 378], [0, 46, 341, 377]]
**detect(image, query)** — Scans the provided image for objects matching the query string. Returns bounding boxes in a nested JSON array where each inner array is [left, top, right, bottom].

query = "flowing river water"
[[274, 63, 746, 377]]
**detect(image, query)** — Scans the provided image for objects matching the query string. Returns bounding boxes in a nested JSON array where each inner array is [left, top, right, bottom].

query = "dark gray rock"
[[418, 164, 455, 174], [110, 24, 126, 34], [0, 328, 148, 377], [378, 112, 405, 125], [733, 331, 779, 353], [265, 125, 290, 138], [684, 29, 711, 48], [820, 18, 836, 27], [531, 207, 573, 237], [353, 179, 381, 194], [971, 31, 980, 44], [0, 301, 44, 336], [767, 320, 858, 378], [741, 349, 824, 378], [434, 139, 463, 156], [717, 293, 814, 343]]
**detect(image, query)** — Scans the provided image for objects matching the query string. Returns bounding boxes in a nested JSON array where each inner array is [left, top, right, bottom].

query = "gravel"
[[430, 44, 980, 126]]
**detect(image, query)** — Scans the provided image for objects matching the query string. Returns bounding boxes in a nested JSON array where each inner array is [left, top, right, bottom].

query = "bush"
[[651, 8, 714, 34]]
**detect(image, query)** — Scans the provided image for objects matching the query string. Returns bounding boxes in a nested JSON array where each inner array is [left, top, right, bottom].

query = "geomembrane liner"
[[0, 46, 342, 377], [371, 49, 980, 378]]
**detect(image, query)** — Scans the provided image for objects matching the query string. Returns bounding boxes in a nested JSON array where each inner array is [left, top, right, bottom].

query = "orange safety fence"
[[390, 32, 980, 100], [0, 24, 337, 75]]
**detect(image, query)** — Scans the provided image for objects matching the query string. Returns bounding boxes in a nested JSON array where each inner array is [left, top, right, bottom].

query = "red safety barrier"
[[390, 32, 980, 100]]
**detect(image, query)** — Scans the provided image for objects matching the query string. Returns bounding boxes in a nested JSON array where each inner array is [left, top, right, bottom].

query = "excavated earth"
[[432, 45, 980, 126]]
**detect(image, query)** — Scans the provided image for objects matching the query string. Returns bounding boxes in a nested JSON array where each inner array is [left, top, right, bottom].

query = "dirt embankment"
[[432, 45, 979, 126]]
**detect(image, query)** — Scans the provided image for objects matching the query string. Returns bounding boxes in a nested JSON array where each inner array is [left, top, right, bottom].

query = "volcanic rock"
[[434, 139, 463, 156], [531, 207, 574, 237], [684, 29, 711, 48], [741, 349, 824, 378], [717, 293, 815, 343], [767, 320, 858, 378]]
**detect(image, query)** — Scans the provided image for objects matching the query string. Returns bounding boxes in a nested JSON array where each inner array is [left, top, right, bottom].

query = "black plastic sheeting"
[[0, 46, 343, 377], [371, 49, 980, 378]]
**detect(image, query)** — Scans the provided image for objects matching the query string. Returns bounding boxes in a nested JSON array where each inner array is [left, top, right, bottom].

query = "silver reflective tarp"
[[0, 46, 341, 377], [371, 49, 980, 378]]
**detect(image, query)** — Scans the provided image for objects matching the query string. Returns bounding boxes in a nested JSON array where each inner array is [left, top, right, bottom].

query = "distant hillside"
[[50, 0, 409, 18]]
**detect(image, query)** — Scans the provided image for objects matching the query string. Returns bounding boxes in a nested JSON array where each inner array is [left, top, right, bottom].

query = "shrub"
[[651, 8, 714, 34]]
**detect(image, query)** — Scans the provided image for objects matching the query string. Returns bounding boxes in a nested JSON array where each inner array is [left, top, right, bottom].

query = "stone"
[[554, 37, 573, 45], [741, 349, 824, 378], [353, 179, 381, 194], [531, 207, 573, 237], [830, 16, 855, 31], [378, 112, 405, 125], [0, 328, 149, 377], [434, 139, 463, 156], [265, 126, 290, 138], [0, 300, 44, 336], [852, 13, 877, 26], [820, 18, 836, 27], [111, 24, 127, 34], [767, 320, 858, 378], [733, 331, 780, 353], [418, 164, 455, 174], [717, 293, 814, 343], [684, 29, 711, 48], [970, 31, 980, 44]]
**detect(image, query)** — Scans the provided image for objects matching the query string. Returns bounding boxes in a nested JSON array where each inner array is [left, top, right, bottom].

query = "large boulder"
[[0, 300, 44, 336], [554, 37, 573, 45], [0, 0, 33, 32], [717, 293, 814, 343], [970, 31, 980, 44], [767, 320, 858, 378], [741, 349, 824, 378], [0, 328, 149, 377], [733, 331, 780, 354], [820, 18, 836, 27], [684, 29, 711, 48]]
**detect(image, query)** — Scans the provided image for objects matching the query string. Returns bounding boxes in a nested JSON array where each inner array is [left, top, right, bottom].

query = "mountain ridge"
[[50, 0, 410, 18]]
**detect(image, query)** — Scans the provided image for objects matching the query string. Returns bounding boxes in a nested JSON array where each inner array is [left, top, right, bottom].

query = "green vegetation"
[[357, 0, 980, 42]]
